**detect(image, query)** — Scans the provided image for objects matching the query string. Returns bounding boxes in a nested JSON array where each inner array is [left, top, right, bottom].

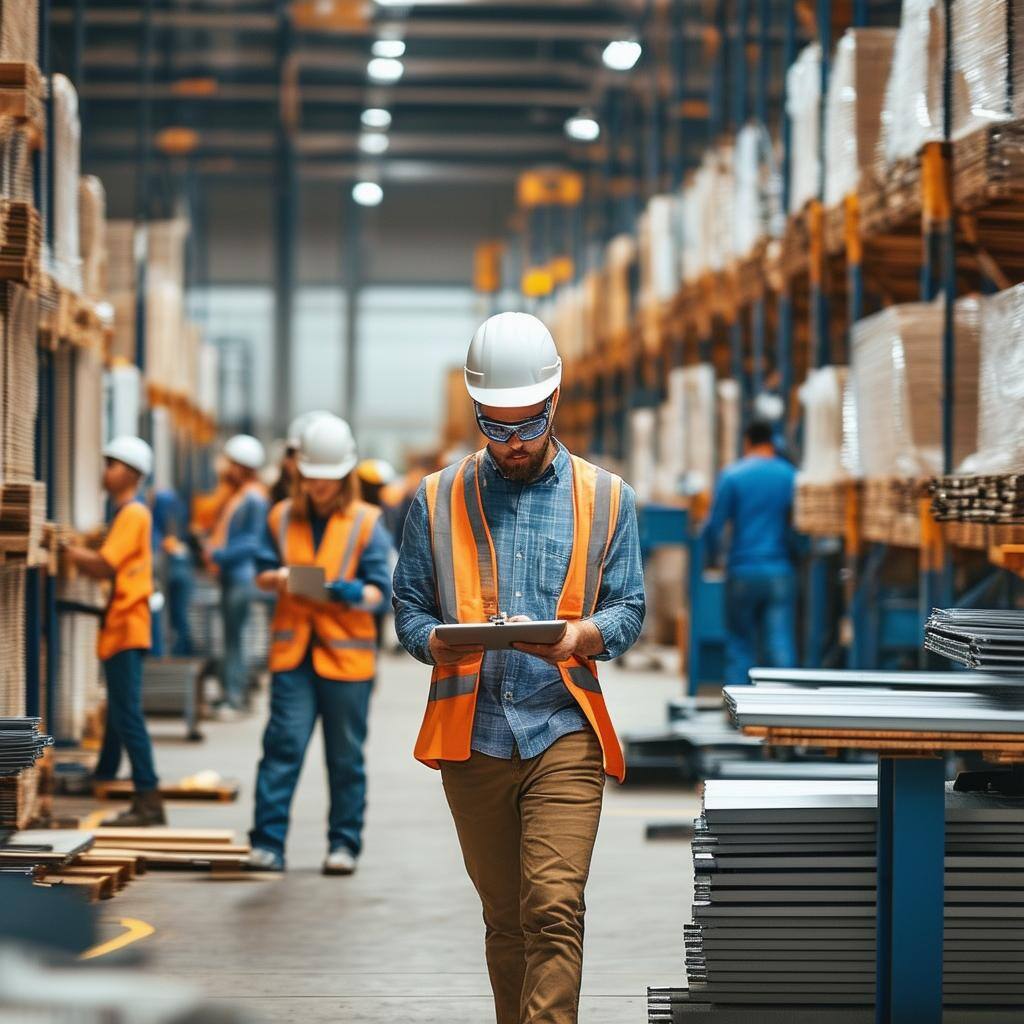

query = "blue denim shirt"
[[211, 491, 269, 588], [393, 443, 646, 759]]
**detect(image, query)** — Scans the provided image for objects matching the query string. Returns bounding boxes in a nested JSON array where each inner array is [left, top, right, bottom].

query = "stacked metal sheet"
[[680, 780, 1024, 1009], [0, 719, 50, 777], [925, 608, 1024, 671], [930, 474, 1024, 523]]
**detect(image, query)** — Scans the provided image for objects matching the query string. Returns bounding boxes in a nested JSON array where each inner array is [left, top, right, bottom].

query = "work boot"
[[322, 847, 358, 876], [103, 790, 166, 827]]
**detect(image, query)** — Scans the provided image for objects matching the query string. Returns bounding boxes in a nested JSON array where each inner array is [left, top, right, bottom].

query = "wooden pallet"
[[93, 779, 239, 803], [861, 477, 928, 548], [0, 481, 46, 566], [794, 479, 860, 538], [0, 62, 45, 146]]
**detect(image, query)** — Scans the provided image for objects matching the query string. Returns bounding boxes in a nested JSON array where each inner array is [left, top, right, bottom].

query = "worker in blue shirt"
[[703, 418, 798, 686], [205, 434, 269, 714], [150, 487, 194, 657]]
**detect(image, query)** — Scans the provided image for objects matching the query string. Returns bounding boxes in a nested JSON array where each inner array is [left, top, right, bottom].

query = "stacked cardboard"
[[798, 367, 851, 483], [0, 563, 25, 717], [50, 75, 81, 294], [603, 234, 635, 348], [786, 44, 821, 212], [1, 283, 38, 484], [733, 122, 782, 256], [850, 298, 980, 478], [0, 1, 38, 63], [824, 29, 897, 206]]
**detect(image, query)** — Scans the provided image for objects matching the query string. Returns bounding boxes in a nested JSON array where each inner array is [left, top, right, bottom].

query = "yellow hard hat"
[[356, 458, 397, 486]]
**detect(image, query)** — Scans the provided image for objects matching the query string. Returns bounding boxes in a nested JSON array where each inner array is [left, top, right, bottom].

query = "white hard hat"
[[224, 434, 265, 470], [464, 311, 562, 408], [286, 409, 332, 449], [297, 414, 358, 480], [103, 436, 153, 477]]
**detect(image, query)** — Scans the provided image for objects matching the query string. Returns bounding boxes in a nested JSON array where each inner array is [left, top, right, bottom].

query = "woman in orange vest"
[[64, 436, 165, 827], [247, 414, 393, 875]]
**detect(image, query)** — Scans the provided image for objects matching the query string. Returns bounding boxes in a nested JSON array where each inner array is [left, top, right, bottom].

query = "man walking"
[[702, 417, 798, 685], [393, 312, 645, 1024]]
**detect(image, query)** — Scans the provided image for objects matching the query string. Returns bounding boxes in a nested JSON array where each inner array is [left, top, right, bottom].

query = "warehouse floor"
[[85, 648, 697, 1023]]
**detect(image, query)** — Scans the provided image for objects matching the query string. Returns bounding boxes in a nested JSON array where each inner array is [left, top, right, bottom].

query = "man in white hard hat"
[[271, 410, 332, 504], [65, 437, 165, 826], [207, 434, 269, 714], [394, 312, 646, 1024]]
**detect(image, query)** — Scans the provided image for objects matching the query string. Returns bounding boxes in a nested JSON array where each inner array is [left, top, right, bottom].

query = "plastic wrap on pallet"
[[786, 43, 821, 212], [0, 563, 25, 717], [824, 29, 897, 206], [1, 284, 38, 484], [547, 283, 585, 368], [952, 0, 1024, 135], [0, 0, 38, 63], [79, 176, 107, 299], [106, 221, 136, 364], [841, 368, 862, 476], [682, 364, 717, 494], [604, 234, 635, 341], [799, 366, 852, 482], [733, 123, 783, 255], [851, 298, 980, 477], [198, 342, 219, 419], [629, 408, 658, 504], [50, 75, 82, 294], [959, 283, 1024, 473], [638, 194, 680, 306], [878, 0, 944, 168], [73, 347, 104, 531], [656, 393, 684, 500], [107, 362, 142, 440], [717, 379, 740, 473], [707, 145, 735, 272], [152, 405, 174, 493]]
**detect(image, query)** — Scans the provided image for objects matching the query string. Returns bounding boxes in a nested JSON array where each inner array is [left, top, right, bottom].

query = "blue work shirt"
[[150, 489, 185, 554], [211, 489, 269, 588], [702, 454, 797, 578], [393, 443, 646, 760], [255, 510, 393, 611]]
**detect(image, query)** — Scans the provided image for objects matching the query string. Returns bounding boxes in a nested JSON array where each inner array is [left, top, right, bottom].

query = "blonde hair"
[[291, 472, 358, 520]]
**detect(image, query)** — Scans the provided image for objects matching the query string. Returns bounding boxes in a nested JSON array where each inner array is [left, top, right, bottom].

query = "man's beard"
[[490, 434, 553, 483]]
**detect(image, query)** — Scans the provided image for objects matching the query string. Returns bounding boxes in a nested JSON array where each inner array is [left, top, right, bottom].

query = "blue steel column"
[[272, 0, 296, 436], [875, 756, 945, 1024]]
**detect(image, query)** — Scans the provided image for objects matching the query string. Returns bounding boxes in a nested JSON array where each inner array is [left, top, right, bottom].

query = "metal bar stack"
[[0, 717, 52, 842], [665, 780, 1024, 1014], [930, 475, 1024, 524], [926, 609, 1024, 670]]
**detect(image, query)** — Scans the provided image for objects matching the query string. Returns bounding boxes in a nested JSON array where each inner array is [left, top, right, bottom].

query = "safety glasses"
[[475, 396, 553, 444]]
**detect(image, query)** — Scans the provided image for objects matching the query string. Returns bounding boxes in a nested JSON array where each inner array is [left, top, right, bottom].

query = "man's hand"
[[256, 567, 289, 595], [428, 629, 483, 666], [513, 619, 605, 666]]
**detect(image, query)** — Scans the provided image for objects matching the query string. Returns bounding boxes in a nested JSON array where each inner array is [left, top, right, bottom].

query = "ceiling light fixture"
[[564, 112, 600, 142], [360, 107, 392, 130], [358, 132, 390, 155], [352, 181, 384, 207], [602, 39, 642, 71], [372, 39, 406, 59], [367, 57, 404, 83]]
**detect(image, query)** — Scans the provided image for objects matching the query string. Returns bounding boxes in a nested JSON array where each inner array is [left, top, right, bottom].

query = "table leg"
[[876, 756, 945, 1024]]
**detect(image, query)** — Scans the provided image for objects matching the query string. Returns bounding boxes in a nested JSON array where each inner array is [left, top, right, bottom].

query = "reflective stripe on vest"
[[428, 674, 477, 702], [278, 503, 369, 581], [566, 664, 602, 694]]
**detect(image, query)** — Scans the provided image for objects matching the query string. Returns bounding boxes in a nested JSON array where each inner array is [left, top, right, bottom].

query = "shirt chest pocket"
[[536, 535, 571, 603]]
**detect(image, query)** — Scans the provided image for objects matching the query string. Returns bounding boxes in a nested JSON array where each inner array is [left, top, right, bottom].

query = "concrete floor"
[[87, 649, 698, 1023]]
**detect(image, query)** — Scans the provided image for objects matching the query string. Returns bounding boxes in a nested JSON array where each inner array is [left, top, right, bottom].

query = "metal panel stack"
[[678, 779, 1024, 1011], [0, 718, 52, 839], [926, 608, 1024, 671]]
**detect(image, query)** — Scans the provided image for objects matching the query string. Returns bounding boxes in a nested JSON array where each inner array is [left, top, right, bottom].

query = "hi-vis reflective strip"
[[326, 638, 376, 650], [583, 467, 613, 616], [429, 674, 477, 701], [273, 630, 295, 642], [278, 500, 292, 556], [463, 455, 497, 616], [431, 460, 463, 622], [566, 665, 602, 694], [337, 508, 368, 577]]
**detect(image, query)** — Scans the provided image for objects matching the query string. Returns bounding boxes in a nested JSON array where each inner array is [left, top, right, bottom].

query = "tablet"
[[286, 565, 328, 601], [434, 620, 567, 650]]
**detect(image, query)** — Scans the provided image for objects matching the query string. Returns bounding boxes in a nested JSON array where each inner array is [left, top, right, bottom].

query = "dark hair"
[[745, 419, 774, 447]]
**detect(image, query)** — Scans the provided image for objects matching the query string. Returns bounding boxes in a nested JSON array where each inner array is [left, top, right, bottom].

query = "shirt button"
[[504, 691, 513, 701], [516, 552, 523, 560], [515, 591, 522, 598]]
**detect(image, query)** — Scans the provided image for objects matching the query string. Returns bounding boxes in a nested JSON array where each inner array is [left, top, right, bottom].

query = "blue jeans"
[[221, 581, 253, 709], [167, 553, 194, 656], [724, 573, 798, 686], [250, 652, 373, 859], [96, 649, 159, 791]]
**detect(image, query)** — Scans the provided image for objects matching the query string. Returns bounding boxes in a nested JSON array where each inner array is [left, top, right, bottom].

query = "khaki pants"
[[440, 729, 605, 1024]]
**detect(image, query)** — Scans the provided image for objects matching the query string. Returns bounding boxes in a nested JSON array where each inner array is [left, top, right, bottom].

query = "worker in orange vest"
[[206, 434, 269, 715], [64, 436, 165, 827], [247, 414, 393, 875], [393, 313, 646, 1024]]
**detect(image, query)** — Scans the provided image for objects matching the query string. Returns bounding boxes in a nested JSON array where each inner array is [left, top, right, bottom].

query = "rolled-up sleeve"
[[392, 484, 440, 665], [589, 482, 646, 661]]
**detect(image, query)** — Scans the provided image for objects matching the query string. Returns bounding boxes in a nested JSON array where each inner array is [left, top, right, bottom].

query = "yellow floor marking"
[[81, 809, 108, 830], [80, 917, 155, 960]]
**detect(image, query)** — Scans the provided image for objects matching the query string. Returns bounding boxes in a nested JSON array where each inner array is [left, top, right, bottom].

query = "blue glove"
[[328, 579, 365, 605]]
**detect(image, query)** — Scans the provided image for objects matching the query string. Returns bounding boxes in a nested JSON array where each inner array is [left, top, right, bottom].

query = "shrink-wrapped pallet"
[[851, 298, 980, 477], [706, 145, 735, 272], [581, 270, 603, 359], [79, 176, 107, 299], [824, 29, 897, 205], [717, 379, 740, 473], [798, 366, 851, 482], [107, 362, 142, 440], [733, 123, 783, 256], [786, 44, 821, 212], [51, 75, 81, 294], [960, 283, 1024, 473], [548, 283, 585, 367], [656, 384, 685, 500], [629, 408, 658, 504], [107, 220, 137, 364], [73, 348, 104, 530], [604, 234, 635, 342], [0, 0, 38, 63], [198, 343, 220, 419], [682, 364, 717, 494], [951, 0, 1024, 135], [638, 194, 680, 306]]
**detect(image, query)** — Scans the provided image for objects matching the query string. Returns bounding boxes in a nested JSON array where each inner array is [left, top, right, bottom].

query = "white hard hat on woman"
[[297, 414, 358, 480]]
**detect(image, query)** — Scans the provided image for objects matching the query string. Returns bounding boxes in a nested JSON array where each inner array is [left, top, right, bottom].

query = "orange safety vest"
[[414, 450, 626, 781], [267, 498, 381, 682]]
